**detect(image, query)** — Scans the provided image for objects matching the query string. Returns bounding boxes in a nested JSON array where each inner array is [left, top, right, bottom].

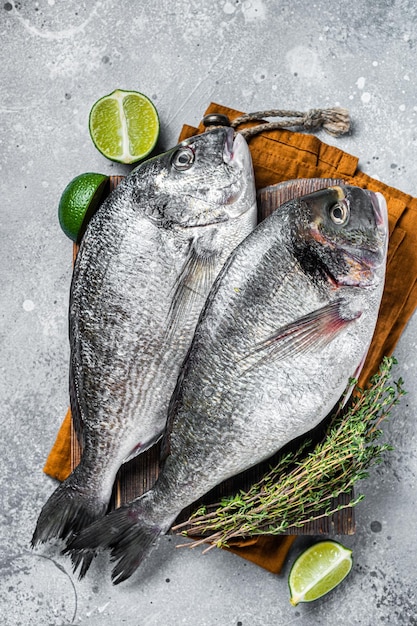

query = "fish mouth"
[[370, 191, 387, 228], [357, 190, 388, 267], [370, 190, 389, 253], [222, 125, 235, 160], [223, 130, 251, 172], [222, 130, 255, 212]]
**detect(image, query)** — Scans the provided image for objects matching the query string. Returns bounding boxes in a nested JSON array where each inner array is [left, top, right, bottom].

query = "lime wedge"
[[58, 172, 109, 242], [288, 540, 353, 606], [89, 89, 159, 164]]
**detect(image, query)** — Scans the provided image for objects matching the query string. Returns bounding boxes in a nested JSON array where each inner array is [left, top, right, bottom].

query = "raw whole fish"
[[67, 183, 388, 584], [32, 127, 257, 548]]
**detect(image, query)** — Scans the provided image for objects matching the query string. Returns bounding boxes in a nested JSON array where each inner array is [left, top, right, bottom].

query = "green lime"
[[288, 540, 353, 606], [89, 89, 160, 164], [58, 172, 109, 242]]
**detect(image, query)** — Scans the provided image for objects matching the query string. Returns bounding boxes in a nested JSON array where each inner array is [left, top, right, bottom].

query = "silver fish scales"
[[66, 183, 388, 584], [32, 127, 257, 549]]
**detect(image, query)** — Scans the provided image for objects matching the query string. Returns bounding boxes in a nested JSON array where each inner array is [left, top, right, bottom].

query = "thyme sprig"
[[173, 357, 405, 550]]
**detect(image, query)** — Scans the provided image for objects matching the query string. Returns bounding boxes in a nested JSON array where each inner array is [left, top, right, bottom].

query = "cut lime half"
[[288, 540, 353, 606], [89, 89, 160, 164]]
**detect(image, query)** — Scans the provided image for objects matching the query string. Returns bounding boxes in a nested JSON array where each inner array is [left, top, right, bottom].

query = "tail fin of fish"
[[65, 496, 164, 584], [31, 471, 108, 548]]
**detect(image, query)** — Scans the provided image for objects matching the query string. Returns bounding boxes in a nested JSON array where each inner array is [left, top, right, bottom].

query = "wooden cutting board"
[[71, 175, 355, 536]]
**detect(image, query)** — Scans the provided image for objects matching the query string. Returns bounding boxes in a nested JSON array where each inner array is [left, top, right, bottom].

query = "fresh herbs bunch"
[[173, 356, 405, 550]]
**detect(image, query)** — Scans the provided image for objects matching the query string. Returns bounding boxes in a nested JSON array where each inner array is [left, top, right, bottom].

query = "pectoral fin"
[[164, 240, 216, 341], [243, 300, 360, 369]]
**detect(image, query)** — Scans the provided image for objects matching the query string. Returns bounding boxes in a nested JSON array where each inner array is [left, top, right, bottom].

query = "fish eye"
[[172, 146, 195, 171], [329, 200, 350, 225]]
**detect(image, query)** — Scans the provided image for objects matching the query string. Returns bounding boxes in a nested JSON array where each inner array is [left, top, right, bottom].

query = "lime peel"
[[288, 540, 353, 606], [58, 172, 109, 242]]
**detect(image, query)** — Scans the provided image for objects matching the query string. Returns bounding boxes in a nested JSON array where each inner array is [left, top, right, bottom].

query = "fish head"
[[292, 185, 388, 288], [130, 127, 256, 229]]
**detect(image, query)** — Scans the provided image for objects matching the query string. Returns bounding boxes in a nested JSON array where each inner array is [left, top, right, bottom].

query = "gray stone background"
[[1, 1, 416, 624]]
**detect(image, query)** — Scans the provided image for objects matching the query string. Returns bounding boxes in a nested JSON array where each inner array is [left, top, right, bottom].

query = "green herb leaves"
[[173, 357, 405, 549]]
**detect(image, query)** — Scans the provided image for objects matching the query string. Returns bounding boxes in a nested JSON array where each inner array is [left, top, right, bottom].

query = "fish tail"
[[69, 549, 96, 580], [65, 496, 164, 584], [31, 472, 107, 548]]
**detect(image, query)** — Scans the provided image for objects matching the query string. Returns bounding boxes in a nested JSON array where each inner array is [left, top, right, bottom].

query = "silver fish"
[[32, 127, 257, 548], [66, 184, 388, 584]]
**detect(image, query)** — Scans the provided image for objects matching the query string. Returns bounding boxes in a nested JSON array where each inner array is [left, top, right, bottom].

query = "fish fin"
[[164, 240, 216, 341], [69, 364, 83, 442], [65, 498, 162, 585], [244, 300, 360, 369], [68, 550, 96, 580], [258, 177, 345, 219], [352, 348, 368, 383], [122, 431, 163, 464], [31, 469, 107, 547], [339, 347, 369, 408]]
